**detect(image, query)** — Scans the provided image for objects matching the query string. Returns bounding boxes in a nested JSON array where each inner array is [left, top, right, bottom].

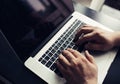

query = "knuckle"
[[81, 58, 88, 63], [71, 60, 79, 68], [95, 28, 103, 35], [94, 30, 101, 36], [70, 49, 76, 54]]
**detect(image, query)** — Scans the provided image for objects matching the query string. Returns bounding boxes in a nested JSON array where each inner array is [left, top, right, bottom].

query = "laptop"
[[23, 0, 118, 84], [1, 0, 117, 84]]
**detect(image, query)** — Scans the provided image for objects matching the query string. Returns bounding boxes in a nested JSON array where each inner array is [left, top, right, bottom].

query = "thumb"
[[85, 50, 95, 63]]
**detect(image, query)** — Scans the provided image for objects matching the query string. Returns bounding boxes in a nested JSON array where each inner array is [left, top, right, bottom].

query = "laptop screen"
[[0, 0, 74, 61]]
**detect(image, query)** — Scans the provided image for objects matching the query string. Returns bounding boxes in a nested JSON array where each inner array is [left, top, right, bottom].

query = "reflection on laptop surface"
[[1, 0, 117, 84]]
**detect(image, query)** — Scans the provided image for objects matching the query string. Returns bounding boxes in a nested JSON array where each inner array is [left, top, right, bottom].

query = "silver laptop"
[[23, 0, 117, 84]]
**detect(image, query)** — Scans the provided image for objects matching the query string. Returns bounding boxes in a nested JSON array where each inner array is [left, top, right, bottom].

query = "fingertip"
[[67, 48, 74, 52], [85, 50, 90, 56], [67, 48, 77, 54], [58, 54, 63, 59], [85, 50, 88, 53]]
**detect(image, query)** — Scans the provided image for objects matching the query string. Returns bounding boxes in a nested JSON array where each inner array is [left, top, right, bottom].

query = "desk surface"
[[0, 3, 120, 84]]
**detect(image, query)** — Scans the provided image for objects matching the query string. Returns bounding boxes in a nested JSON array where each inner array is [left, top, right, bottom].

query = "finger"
[[67, 48, 84, 58], [67, 48, 78, 58], [75, 32, 96, 45], [85, 42, 104, 51], [58, 54, 70, 68], [77, 26, 94, 36], [57, 61, 72, 80], [74, 26, 94, 42], [84, 50, 95, 63], [83, 24, 92, 27], [62, 50, 76, 62]]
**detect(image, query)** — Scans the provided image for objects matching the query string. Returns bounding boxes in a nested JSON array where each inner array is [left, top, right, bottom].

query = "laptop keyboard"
[[38, 19, 84, 77]]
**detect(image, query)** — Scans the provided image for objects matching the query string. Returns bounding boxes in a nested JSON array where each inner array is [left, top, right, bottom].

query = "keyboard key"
[[49, 47, 52, 51], [46, 61, 52, 68], [41, 59, 47, 65], [57, 50, 61, 55], [56, 42, 61, 47], [50, 63, 56, 71], [42, 54, 46, 58], [48, 52, 53, 57], [54, 45, 59, 50], [59, 47, 64, 51], [54, 53, 59, 58], [73, 45, 78, 50], [60, 39, 64, 44], [50, 57, 56, 62], [45, 56, 50, 61], [39, 57, 43, 62]]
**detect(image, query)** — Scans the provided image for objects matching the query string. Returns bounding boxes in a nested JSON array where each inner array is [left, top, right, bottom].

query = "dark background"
[[105, 0, 120, 10]]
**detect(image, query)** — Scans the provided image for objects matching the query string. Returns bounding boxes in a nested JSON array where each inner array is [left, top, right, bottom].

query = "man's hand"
[[75, 25, 119, 51], [57, 48, 98, 84]]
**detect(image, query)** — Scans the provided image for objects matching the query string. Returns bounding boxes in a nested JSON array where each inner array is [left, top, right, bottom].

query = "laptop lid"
[[0, 0, 74, 62]]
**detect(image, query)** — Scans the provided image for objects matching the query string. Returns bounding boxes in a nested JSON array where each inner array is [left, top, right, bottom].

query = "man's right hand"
[[75, 25, 120, 51]]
